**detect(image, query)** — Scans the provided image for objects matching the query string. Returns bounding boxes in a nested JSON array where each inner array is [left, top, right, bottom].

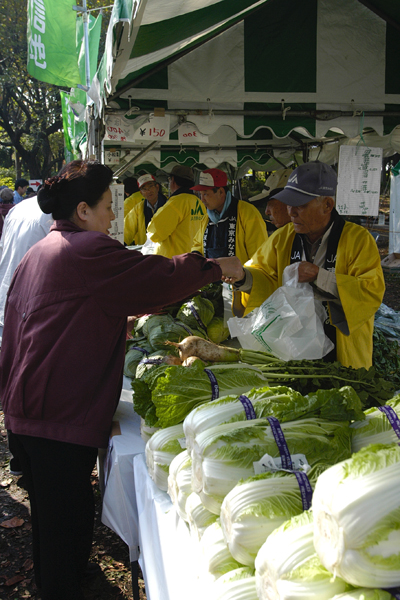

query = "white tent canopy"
[[84, 0, 400, 175]]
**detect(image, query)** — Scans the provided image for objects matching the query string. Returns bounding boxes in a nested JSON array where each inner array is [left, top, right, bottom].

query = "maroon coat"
[[0, 220, 221, 448]]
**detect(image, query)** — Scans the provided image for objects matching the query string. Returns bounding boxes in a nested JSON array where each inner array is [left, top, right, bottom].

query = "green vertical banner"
[[60, 91, 86, 159], [27, 0, 81, 87]]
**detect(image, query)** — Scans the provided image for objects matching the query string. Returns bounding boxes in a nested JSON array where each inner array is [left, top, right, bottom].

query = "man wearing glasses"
[[124, 174, 167, 246]]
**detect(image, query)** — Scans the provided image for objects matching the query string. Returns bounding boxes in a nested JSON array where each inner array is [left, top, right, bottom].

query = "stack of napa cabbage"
[[192, 417, 353, 514]]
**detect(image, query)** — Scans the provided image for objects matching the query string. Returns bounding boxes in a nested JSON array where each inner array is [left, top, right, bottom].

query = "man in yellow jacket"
[[124, 174, 167, 246], [225, 162, 385, 369], [191, 168, 268, 264], [147, 165, 205, 258], [123, 177, 143, 218]]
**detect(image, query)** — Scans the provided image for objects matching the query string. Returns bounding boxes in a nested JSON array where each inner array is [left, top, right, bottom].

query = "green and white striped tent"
[[87, 0, 400, 177]]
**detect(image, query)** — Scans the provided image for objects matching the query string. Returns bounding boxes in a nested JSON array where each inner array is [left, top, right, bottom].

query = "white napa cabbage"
[[350, 396, 400, 452], [185, 492, 218, 540], [167, 450, 192, 521], [255, 511, 350, 600], [145, 423, 184, 491], [211, 567, 258, 600], [312, 443, 400, 588], [220, 464, 328, 567]]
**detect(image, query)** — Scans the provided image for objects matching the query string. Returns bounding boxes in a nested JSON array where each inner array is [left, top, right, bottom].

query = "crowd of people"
[[0, 159, 385, 599]]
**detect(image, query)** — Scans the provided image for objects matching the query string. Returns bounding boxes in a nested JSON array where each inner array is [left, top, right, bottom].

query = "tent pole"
[[113, 141, 159, 178]]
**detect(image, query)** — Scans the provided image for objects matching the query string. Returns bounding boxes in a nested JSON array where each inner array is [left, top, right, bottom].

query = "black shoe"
[[9, 457, 23, 476]]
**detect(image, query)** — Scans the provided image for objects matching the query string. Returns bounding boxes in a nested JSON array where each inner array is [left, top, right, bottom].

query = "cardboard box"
[[381, 253, 400, 273]]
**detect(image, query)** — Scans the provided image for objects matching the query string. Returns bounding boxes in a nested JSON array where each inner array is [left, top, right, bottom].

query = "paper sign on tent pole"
[[336, 145, 383, 216]]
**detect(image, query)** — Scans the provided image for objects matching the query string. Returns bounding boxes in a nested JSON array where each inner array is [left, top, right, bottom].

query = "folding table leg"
[[131, 560, 140, 600]]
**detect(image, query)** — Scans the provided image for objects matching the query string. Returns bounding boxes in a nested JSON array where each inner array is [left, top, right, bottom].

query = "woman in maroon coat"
[[0, 160, 239, 600]]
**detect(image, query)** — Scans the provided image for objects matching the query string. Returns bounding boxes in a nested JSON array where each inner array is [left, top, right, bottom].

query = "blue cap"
[[274, 162, 337, 207]]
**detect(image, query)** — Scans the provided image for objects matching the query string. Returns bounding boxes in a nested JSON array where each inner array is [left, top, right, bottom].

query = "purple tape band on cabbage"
[[239, 395, 257, 420], [204, 368, 219, 400], [378, 405, 400, 441], [267, 416, 292, 469], [294, 471, 313, 510]]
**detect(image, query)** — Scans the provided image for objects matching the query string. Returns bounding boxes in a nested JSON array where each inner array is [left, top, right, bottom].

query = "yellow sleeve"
[[124, 191, 143, 218], [241, 225, 294, 314], [335, 222, 385, 334], [124, 202, 145, 245], [191, 219, 207, 255]]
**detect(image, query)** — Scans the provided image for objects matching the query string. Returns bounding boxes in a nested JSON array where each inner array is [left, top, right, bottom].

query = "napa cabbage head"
[[312, 443, 400, 588]]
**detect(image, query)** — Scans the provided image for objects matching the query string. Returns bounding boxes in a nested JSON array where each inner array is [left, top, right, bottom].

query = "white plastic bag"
[[228, 263, 334, 361], [140, 232, 157, 255]]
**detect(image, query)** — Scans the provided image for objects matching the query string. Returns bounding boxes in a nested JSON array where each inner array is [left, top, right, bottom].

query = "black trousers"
[[12, 433, 98, 600]]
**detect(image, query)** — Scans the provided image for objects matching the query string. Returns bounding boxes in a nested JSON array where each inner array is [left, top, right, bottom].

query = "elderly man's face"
[[287, 196, 333, 242], [265, 198, 291, 229]]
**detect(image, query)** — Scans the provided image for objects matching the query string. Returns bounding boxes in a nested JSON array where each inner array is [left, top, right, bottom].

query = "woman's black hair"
[[38, 160, 114, 220]]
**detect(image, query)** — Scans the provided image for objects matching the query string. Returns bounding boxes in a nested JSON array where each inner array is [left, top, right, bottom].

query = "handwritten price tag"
[[178, 122, 209, 144], [134, 116, 170, 141]]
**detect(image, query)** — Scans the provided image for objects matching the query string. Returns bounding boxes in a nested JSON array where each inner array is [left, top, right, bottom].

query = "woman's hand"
[[215, 257, 246, 284]]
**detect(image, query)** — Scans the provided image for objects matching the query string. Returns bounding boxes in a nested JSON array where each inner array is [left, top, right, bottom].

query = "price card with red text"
[[178, 122, 209, 144], [105, 116, 133, 143], [133, 115, 170, 141]]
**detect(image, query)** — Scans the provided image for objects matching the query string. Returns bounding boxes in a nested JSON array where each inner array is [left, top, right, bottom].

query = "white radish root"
[[165, 336, 239, 363]]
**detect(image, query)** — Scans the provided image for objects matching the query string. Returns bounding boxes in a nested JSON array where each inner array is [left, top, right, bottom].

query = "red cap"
[[191, 169, 228, 191]]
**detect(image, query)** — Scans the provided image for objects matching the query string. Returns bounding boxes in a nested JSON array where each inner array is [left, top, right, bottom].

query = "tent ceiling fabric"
[[92, 0, 400, 172]]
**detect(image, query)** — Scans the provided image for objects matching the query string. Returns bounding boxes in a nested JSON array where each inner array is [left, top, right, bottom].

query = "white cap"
[[138, 174, 156, 189]]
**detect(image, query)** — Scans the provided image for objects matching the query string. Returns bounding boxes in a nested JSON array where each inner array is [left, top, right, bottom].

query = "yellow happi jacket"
[[241, 221, 385, 369], [148, 192, 206, 258], [191, 200, 268, 264]]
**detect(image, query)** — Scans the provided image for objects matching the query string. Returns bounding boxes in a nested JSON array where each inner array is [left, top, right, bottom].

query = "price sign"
[[104, 150, 120, 165], [134, 115, 170, 141], [109, 184, 124, 244], [178, 122, 209, 144], [337, 146, 382, 216], [105, 116, 133, 143]]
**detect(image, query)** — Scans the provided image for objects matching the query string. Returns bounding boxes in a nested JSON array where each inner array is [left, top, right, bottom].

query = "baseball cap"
[[249, 168, 293, 202], [191, 168, 228, 191], [274, 162, 337, 207], [137, 174, 156, 189], [170, 164, 194, 182]]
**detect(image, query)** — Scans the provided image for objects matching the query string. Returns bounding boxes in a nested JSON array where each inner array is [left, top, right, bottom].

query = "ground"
[[0, 218, 399, 599]]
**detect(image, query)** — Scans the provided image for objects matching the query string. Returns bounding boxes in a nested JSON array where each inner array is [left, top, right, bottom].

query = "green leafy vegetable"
[[176, 295, 215, 332], [151, 361, 268, 428]]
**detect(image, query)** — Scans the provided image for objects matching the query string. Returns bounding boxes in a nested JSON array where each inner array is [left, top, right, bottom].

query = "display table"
[[134, 453, 205, 600], [100, 381, 146, 562]]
